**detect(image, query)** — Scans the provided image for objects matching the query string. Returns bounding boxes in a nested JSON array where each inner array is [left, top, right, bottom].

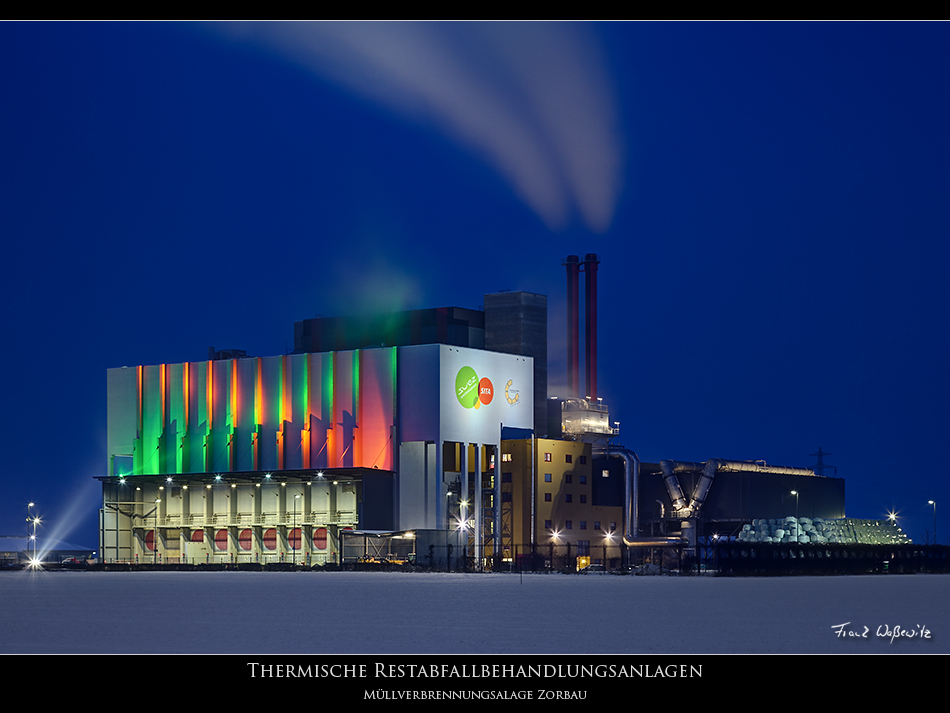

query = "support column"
[[253, 483, 262, 562], [436, 440, 444, 530], [303, 482, 313, 565], [474, 443, 483, 571], [493, 442, 501, 566], [229, 485, 238, 562], [204, 484, 214, 562], [278, 484, 287, 561], [461, 442, 468, 537], [181, 485, 191, 564]]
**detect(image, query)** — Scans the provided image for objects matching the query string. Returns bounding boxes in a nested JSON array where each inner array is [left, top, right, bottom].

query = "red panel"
[[332, 352, 356, 468], [214, 529, 228, 550], [358, 349, 394, 471], [191, 529, 204, 543], [288, 528, 301, 550], [239, 529, 252, 551], [145, 530, 155, 551], [313, 527, 328, 550], [263, 528, 277, 551]]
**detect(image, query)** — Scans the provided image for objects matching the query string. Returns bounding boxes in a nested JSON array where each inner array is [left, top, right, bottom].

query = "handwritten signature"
[[832, 622, 931, 643]]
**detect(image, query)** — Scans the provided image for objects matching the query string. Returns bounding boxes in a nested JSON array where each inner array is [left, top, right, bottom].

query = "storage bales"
[[735, 517, 912, 545]]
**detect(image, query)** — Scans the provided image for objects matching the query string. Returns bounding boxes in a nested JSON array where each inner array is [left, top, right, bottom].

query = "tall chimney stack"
[[584, 253, 600, 400], [564, 255, 580, 397]]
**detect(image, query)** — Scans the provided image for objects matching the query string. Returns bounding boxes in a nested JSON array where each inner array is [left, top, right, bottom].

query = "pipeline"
[[606, 446, 681, 546], [606, 453, 816, 548], [610, 447, 639, 545], [660, 458, 816, 519], [659, 460, 703, 512]]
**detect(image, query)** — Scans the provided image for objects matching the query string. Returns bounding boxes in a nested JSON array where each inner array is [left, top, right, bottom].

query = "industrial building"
[[98, 255, 854, 569], [100, 343, 533, 565]]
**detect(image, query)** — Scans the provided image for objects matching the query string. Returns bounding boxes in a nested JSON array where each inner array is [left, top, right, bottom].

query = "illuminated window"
[[544, 453, 552, 462], [502, 453, 512, 462]]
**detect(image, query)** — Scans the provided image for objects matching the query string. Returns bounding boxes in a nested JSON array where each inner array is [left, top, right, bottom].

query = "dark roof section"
[[293, 306, 485, 353]]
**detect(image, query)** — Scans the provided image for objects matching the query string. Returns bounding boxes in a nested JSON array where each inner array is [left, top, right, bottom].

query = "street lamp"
[[790, 490, 799, 522], [26, 502, 40, 568], [929, 501, 936, 544]]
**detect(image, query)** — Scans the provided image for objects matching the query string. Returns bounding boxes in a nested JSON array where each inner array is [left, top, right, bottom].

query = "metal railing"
[[147, 511, 357, 528]]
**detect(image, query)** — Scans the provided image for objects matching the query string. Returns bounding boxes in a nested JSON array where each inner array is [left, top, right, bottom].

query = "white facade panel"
[[438, 345, 533, 445]]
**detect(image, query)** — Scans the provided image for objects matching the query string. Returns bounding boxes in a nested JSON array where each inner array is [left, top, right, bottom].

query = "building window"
[[580, 456, 587, 465], [594, 521, 601, 531], [502, 472, 512, 483], [580, 475, 587, 485], [565, 494, 572, 503], [501, 492, 512, 502], [602, 469, 609, 477], [565, 474, 572, 484], [544, 473, 552, 483], [580, 521, 587, 530], [577, 540, 590, 555], [545, 493, 552, 502], [544, 453, 552, 462], [545, 520, 552, 529], [565, 521, 573, 530], [609, 522, 617, 532], [580, 494, 587, 504], [565, 454, 573, 464], [502, 453, 512, 462]]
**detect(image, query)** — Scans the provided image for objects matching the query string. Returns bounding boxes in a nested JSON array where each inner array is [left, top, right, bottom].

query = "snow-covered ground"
[[0, 570, 945, 654]]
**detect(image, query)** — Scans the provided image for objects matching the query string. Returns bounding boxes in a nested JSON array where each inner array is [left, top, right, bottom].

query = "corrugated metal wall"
[[109, 349, 396, 476]]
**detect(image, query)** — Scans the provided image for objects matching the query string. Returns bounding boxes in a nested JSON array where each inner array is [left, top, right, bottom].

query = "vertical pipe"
[[584, 253, 600, 400], [530, 435, 536, 549]]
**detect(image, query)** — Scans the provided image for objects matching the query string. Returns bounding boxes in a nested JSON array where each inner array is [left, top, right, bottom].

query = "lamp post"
[[26, 502, 40, 567], [929, 501, 936, 544], [790, 490, 799, 522]]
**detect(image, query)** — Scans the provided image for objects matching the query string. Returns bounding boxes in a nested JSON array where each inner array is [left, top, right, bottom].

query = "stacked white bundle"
[[735, 517, 912, 545]]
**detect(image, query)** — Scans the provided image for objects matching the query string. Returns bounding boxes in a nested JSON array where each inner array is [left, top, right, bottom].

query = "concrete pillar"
[[461, 442, 468, 536], [474, 443, 482, 570]]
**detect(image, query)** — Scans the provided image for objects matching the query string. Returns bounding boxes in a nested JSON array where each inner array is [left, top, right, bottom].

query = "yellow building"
[[499, 438, 623, 570]]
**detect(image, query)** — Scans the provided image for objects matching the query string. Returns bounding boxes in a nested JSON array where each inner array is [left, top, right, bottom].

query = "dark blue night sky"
[[2, 22, 947, 550]]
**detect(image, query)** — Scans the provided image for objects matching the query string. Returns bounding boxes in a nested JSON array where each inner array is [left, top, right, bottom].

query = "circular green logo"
[[455, 366, 479, 409]]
